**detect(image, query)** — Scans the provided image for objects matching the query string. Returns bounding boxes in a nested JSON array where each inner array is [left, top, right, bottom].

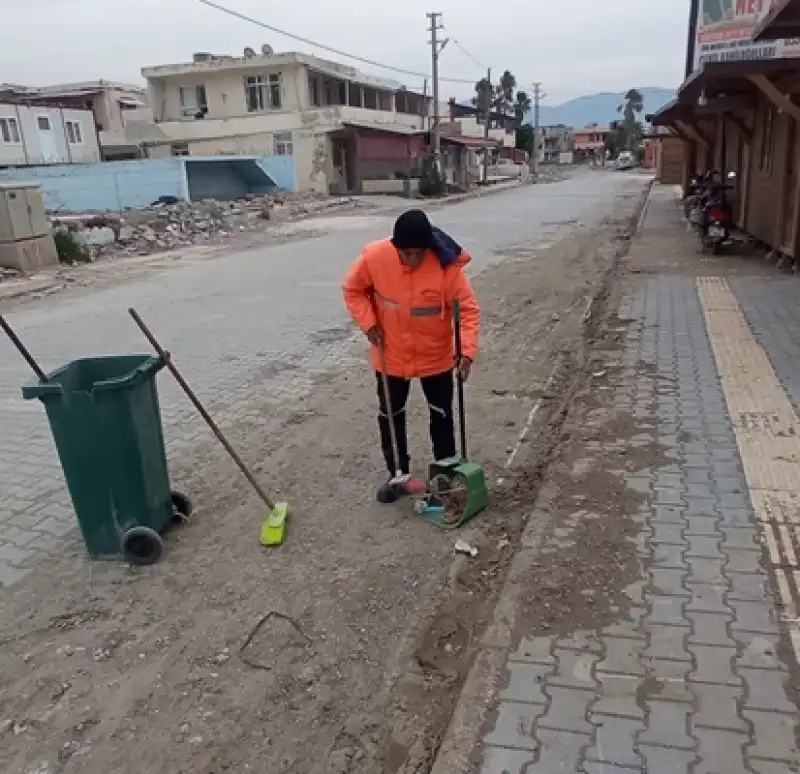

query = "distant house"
[[573, 126, 611, 153], [442, 101, 516, 148], [0, 81, 151, 161], [538, 125, 574, 163], [0, 103, 100, 166]]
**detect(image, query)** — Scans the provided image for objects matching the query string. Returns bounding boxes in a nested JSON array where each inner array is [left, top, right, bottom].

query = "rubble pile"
[[0, 266, 23, 283], [51, 192, 357, 261]]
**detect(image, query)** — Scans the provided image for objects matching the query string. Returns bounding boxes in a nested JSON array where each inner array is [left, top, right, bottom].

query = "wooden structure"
[[649, 52, 800, 264]]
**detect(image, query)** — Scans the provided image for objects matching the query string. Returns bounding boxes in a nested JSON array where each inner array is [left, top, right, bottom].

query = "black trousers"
[[376, 370, 456, 475]]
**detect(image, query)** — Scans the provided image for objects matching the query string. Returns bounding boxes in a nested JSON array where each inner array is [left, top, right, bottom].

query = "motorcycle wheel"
[[711, 240, 721, 255]]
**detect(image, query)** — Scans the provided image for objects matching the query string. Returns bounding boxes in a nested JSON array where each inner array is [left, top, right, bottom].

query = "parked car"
[[615, 151, 635, 171]]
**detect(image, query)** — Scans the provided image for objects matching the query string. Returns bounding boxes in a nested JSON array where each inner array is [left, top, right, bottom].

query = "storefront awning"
[[647, 99, 694, 127], [679, 59, 800, 103]]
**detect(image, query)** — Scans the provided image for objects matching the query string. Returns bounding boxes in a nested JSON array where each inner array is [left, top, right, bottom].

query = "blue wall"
[[0, 159, 187, 212], [258, 156, 296, 191], [0, 154, 297, 213], [185, 159, 278, 201]]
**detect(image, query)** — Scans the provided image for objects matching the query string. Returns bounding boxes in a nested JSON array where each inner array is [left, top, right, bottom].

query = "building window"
[[65, 121, 83, 144], [37, 116, 51, 131], [760, 105, 777, 172], [245, 73, 282, 112], [179, 85, 208, 118], [0, 117, 20, 143], [274, 132, 293, 156]]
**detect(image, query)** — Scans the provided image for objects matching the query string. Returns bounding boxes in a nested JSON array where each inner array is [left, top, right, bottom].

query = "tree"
[[473, 77, 493, 114], [495, 70, 517, 112], [516, 124, 534, 154], [473, 70, 519, 127], [514, 90, 532, 128], [616, 88, 645, 151]]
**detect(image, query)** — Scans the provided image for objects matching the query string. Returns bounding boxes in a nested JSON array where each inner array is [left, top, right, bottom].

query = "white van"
[[615, 151, 635, 170]]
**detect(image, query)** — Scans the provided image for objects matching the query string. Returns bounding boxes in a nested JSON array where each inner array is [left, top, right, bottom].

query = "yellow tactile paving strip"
[[697, 277, 800, 662]]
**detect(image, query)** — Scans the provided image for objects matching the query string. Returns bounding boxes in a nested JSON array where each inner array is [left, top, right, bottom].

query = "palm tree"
[[495, 70, 517, 112], [473, 77, 493, 112], [514, 90, 532, 127], [617, 88, 644, 150]]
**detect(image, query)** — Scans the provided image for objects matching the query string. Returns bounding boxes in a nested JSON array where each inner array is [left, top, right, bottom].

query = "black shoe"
[[376, 480, 399, 504]]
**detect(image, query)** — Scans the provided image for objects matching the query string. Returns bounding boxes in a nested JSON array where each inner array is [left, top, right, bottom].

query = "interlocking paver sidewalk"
[[479, 191, 800, 773]]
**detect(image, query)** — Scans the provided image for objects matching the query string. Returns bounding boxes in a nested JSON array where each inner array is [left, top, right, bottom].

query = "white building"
[[0, 104, 101, 166], [141, 48, 431, 192], [0, 81, 152, 161]]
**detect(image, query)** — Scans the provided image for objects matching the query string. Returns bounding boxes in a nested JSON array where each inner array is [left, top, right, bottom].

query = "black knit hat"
[[391, 209, 433, 250]]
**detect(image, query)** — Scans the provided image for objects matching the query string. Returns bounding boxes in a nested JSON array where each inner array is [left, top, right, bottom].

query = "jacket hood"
[[430, 227, 469, 268]]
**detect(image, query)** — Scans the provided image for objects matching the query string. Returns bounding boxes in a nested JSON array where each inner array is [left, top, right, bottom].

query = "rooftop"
[[142, 51, 423, 96], [0, 80, 146, 97]]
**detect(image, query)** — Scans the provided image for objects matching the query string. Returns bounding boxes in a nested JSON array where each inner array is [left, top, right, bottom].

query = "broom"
[[128, 308, 290, 546]]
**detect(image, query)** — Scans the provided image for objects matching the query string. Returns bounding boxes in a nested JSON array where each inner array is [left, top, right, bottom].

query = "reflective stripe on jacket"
[[342, 228, 480, 379]]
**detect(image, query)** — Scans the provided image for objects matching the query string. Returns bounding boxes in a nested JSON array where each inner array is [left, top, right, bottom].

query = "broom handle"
[[453, 299, 467, 460], [378, 342, 403, 478], [128, 308, 276, 511], [0, 314, 47, 381]]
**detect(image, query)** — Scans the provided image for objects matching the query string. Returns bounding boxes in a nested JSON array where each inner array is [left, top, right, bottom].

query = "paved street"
[[476, 187, 800, 774], [0, 170, 644, 587]]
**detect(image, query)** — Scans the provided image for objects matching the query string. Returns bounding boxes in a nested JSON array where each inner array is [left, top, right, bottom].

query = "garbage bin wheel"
[[171, 490, 194, 523], [122, 526, 164, 566]]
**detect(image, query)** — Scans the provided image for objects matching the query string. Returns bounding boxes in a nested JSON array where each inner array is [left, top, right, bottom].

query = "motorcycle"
[[684, 170, 714, 220], [688, 171, 735, 255]]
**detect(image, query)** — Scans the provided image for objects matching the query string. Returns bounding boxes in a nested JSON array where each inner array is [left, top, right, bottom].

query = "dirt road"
[[0, 171, 650, 774]]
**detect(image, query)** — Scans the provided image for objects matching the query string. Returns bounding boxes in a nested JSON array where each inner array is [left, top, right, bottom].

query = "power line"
[[446, 35, 486, 72], [197, 0, 476, 85]]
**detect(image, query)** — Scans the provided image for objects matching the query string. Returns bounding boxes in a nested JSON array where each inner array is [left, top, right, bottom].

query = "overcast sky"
[[1, 0, 688, 103]]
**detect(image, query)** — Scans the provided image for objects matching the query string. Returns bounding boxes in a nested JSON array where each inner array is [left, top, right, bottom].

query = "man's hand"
[[457, 356, 473, 381], [366, 325, 383, 346]]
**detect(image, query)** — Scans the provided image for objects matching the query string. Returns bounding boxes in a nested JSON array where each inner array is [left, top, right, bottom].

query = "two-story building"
[[573, 126, 611, 159], [0, 81, 151, 161], [140, 48, 432, 192], [0, 102, 100, 167], [538, 125, 574, 163]]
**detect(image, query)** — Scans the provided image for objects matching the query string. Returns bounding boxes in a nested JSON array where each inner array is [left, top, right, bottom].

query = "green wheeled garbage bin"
[[22, 354, 192, 566]]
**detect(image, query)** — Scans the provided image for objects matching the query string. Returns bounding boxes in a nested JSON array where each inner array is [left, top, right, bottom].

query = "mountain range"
[[523, 87, 676, 129]]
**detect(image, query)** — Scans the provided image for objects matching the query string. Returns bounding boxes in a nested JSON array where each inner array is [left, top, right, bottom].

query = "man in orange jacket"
[[342, 209, 480, 503]]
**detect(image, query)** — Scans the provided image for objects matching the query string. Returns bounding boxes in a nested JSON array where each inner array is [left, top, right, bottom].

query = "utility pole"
[[483, 68, 491, 184], [427, 12, 448, 167], [422, 77, 429, 130], [531, 82, 544, 177]]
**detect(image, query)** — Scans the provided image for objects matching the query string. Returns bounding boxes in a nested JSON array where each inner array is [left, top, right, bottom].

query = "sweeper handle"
[[453, 299, 467, 460], [0, 314, 47, 381], [128, 308, 277, 512]]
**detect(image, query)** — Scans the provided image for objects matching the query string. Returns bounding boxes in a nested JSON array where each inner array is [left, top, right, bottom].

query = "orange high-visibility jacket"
[[342, 228, 480, 379]]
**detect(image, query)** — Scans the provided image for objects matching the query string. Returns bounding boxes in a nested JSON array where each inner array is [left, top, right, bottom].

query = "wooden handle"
[[128, 308, 276, 511], [0, 314, 47, 381]]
